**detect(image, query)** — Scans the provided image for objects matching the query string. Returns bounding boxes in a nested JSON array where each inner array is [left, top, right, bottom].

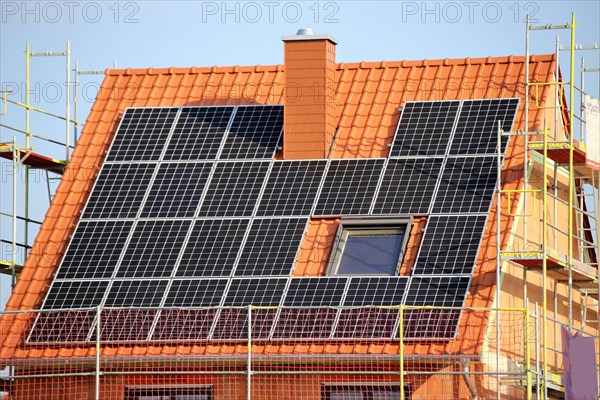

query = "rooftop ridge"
[[104, 54, 556, 76]]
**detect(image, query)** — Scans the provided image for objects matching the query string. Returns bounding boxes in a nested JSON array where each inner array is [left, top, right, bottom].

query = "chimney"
[[282, 29, 337, 159]]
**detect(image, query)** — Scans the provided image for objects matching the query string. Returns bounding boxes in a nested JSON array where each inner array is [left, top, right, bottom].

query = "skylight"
[[328, 219, 411, 276]]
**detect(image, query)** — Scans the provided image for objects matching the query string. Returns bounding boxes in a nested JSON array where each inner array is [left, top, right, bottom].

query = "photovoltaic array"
[[33, 98, 519, 343], [386, 99, 518, 338]]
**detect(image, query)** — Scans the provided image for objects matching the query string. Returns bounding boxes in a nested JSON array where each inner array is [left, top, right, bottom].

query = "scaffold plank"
[[502, 250, 598, 283], [0, 260, 23, 275], [0, 143, 66, 174], [527, 140, 587, 164]]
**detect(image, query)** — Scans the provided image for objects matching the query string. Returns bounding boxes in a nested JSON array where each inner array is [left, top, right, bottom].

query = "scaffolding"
[[0, 305, 531, 400], [498, 12, 600, 399], [0, 42, 105, 294]]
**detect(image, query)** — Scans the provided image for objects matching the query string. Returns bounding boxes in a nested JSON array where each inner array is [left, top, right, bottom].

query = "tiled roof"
[[0, 54, 558, 359]]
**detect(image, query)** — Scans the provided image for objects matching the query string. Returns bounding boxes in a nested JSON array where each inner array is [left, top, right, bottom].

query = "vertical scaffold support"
[[399, 305, 405, 400], [247, 305, 252, 400]]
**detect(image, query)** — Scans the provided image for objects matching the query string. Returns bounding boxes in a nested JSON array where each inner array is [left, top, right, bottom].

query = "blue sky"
[[0, 1, 599, 308]]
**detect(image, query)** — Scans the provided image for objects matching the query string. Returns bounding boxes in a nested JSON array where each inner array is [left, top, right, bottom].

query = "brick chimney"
[[282, 29, 337, 159]]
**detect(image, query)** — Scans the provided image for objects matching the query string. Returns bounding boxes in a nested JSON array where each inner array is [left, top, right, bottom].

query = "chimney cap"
[[296, 28, 315, 35], [282, 29, 338, 44]]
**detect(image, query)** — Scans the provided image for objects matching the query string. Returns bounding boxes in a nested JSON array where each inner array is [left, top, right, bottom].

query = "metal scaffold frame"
[[0, 305, 532, 400], [0, 42, 106, 298], [498, 12, 600, 399]]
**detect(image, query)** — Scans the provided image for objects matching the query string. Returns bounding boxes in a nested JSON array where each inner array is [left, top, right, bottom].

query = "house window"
[[321, 384, 411, 400], [327, 219, 411, 276], [124, 386, 212, 400]]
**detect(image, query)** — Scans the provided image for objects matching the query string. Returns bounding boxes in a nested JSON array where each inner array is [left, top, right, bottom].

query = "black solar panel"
[[104, 280, 169, 307], [314, 159, 385, 215], [176, 219, 249, 277], [276, 278, 347, 339], [106, 107, 178, 162], [151, 308, 218, 341], [235, 218, 307, 276], [165, 279, 228, 307], [450, 98, 519, 155], [163, 106, 234, 161], [343, 277, 408, 306], [220, 105, 283, 159], [198, 161, 270, 217], [335, 303, 402, 339], [413, 215, 487, 275], [223, 278, 287, 306], [56, 221, 132, 279], [283, 277, 348, 307], [431, 155, 497, 214], [405, 276, 470, 307], [217, 291, 281, 340], [141, 162, 212, 218], [257, 160, 326, 216], [373, 158, 442, 214], [42, 281, 108, 309], [82, 163, 156, 219], [390, 100, 460, 157], [403, 276, 470, 339], [100, 308, 158, 342], [29, 310, 96, 343], [116, 220, 192, 278]]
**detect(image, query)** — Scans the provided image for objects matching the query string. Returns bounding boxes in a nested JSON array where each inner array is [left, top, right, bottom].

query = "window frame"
[[321, 383, 411, 399], [124, 385, 213, 400], [326, 217, 413, 277]]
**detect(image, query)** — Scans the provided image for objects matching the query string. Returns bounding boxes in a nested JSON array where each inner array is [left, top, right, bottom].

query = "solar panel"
[[223, 278, 287, 306], [151, 308, 218, 341], [104, 280, 169, 307], [106, 107, 179, 162], [235, 218, 307, 276], [277, 278, 347, 339], [314, 159, 385, 216], [56, 221, 133, 279], [219, 105, 283, 159], [413, 215, 488, 275], [116, 220, 192, 278], [403, 276, 470, 339], [163, 106, 234, 161], [29, 310, 96, 343], [283, 277, 348, 307], [373, 158, 442, 214], [176, 219, 249, 277], [390, 100, 461, 157], [274, 307, 338, 339], [33, 278, 107, 343], [82, 163, 156, 219], [449, 98, 519, 155], [140, 162, 212, 218], [100, 308, 158, 342], [217, 278, 282, 339], [343, 277, 408, 306], [257, 160, 327, 216], [335, 308, 400, 339], [198, 161, 270, 217], [431, 155, 497, 214], [42, 281, 108, 309], [405, 276, 470, 307], [165, 279, 228, 307]]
